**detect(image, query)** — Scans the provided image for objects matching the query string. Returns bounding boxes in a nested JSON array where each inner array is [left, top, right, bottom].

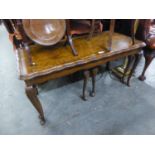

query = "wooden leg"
[[82, 70, 90, 101], [33, 85, 38, 95], [121, 55, 133, 83], [67, 35, 78, 56], [138, 54, 154, 81], [25, 85, 45, 125], [127, 54, 140, 86], [106, 62, 110, 71], [88, 19, 95, 39], [90, 68, 98, 97]]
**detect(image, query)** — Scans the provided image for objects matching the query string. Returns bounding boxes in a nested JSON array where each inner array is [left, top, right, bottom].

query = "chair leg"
[[106, 62, 111, 71], [90, 68, 98, 97], [138, 54, 154, 81], [121, 55, 133, 83], [82, 70, 90, 101], [127, 54, 140, 86], [67, 35, 78, 56]]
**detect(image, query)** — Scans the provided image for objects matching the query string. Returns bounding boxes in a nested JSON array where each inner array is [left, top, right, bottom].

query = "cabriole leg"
[[139, 54, 154, 81], [25, 85, 45, 125]]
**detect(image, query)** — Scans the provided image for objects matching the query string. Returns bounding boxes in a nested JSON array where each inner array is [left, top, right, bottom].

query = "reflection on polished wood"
[[22, 19, 66, 46]]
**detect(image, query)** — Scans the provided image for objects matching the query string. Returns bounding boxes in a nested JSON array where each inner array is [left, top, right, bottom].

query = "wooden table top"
[[16, 31, 145, 81]]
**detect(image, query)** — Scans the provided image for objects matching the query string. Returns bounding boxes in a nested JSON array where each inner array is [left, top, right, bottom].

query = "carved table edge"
[[17, 42, 146, 81]]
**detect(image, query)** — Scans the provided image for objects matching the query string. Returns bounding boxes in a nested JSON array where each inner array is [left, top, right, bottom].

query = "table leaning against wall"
[[2, 19, 145, 125]]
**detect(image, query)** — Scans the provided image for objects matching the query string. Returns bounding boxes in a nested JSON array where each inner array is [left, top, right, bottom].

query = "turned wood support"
[[82, 70, 90, 101], [131, 19, 139, 45], [106, 20, 115, 71], [14, 20, 35, 66], [108, 19, 115, 51], [90, 68, 98, 97], [82, 67, 99, 101], [25, 85, 45, 125]]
